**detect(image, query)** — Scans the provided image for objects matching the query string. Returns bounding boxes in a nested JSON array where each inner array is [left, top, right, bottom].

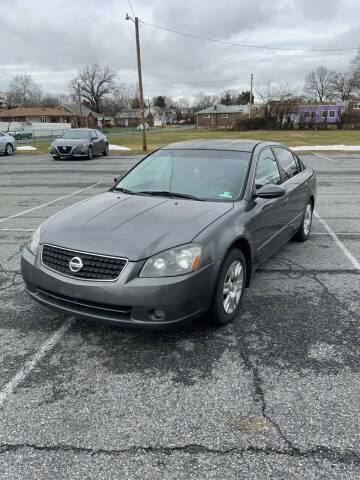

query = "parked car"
[[7, 127, 33, 140], [49, 128, 108, 160], [178, 119, 187, 124], [21, 139, 316, 328], [136, 123, 149, 131], [0, 131, 16, 156]]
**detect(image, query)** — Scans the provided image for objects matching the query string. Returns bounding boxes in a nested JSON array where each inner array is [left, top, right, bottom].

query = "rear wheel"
[[87, 146, 93, 160], [294, 200, 313, 242], [208, 248, 246, 326], [5, 143, 14, 156]]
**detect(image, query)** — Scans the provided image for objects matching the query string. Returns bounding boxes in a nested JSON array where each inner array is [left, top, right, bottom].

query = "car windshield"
[[62, 130, 92, 139], [115, 149, 251, 201]]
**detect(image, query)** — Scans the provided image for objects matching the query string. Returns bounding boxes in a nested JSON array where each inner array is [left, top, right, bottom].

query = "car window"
[[273, 147, 300, 180], [255, 148, 281, 189], [117, 149, 251, 201]]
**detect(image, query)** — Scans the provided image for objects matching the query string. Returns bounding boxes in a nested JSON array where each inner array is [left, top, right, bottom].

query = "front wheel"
[[294, 200, 313, 242], [87, 146, 93, 160], [208, 248, 246, 326], [103, 144, 109, 156], [5, 143, 14, 156]]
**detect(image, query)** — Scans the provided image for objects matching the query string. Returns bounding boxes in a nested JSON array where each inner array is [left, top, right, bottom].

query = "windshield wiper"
[[136, 190, 205, 201]]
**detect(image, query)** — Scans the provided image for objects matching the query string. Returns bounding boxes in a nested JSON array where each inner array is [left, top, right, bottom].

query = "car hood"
[[42, 192, 233, 260], [52, 138, 90, 146]]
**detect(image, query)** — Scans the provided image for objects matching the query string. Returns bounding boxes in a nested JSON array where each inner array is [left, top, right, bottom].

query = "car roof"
[[161, 139, 271, 152]]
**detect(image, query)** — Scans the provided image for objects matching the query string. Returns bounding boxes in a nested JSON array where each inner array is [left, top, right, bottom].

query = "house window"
[[204, 114, 210, 118], [40, 116, 48, 123], [322, 110, 328, 118], [221, 114, 228, 118], [354, 104, 360, 109], [304, 111, 311, 118], [328, 110, 336, 118]]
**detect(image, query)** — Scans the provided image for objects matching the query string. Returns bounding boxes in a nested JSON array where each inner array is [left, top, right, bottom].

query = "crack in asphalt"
[[1, 442, 360, 465]]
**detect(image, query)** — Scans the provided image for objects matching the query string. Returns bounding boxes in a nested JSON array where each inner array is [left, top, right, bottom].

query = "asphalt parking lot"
[[0, 151, 359, 479]]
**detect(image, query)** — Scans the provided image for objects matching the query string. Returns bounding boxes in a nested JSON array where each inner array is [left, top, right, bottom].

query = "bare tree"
[[6, 74, 42, 107], [256, 81, 297, 103], [304, 67, 335, 102], [69, 64, 117, 113], [330, 72, 356, 100], [192, 93, 219, 111]]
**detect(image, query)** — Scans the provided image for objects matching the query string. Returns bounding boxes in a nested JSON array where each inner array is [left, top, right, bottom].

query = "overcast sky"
[[0, 0, 359, 102]]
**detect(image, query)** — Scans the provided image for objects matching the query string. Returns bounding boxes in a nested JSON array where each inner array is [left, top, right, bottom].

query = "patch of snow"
[[109, 144, 131, 151], [16, 146, 37, 151], [292, 145, 360, 151]]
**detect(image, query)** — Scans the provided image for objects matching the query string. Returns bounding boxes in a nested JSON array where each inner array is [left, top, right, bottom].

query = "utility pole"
[[249, 73, 253, 120], [78, 82, 83, 128], [127, 14, 147, 151]]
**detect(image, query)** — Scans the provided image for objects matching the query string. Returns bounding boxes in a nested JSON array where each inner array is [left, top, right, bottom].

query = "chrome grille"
[[57, 146, 72, 154], [41, 244, 127, 281]]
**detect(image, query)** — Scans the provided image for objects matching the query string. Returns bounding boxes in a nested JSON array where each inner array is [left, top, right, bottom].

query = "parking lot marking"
[[0, 320, 73, 409], [0, 228, 35, 231], [313, 152, 339, 163], [0, 182, 102, 224], [311, 232, 360, 236], [314, 211, 360, 270]]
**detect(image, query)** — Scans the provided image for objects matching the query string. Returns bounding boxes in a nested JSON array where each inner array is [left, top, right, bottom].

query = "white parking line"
[[0, 228, 35, 231], [311, 232, 360, 236], [313, 152, 339, 164], [314, 211, 360, 270], [0, 320, 73, 409], [0, 182, 102, 224]]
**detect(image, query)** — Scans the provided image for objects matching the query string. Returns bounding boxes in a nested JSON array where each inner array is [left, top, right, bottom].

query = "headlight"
[[140, 244, 202, 277], [27, 224, 42, 255]]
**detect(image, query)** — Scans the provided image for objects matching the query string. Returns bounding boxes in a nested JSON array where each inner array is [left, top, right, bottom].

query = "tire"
[[87, 146, 93, 160], [5, 143, 14, 156], [52, 156, 60, 160], [103, 144, 109, 156], [294, 200, 313, 242], [208, 248, 246, 326]]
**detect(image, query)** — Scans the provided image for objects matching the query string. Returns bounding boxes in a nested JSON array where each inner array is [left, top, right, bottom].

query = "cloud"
[[0, 0, 359, 100]]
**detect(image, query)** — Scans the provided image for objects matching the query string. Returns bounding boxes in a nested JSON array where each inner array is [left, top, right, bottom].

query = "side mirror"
[[114, 174, 123, 183], [255, 184, 285, 199]]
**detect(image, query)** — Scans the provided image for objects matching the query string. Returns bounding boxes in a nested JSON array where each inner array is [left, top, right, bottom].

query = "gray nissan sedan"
[[21, 139, 316, 328], [50, 128, 108, 160]]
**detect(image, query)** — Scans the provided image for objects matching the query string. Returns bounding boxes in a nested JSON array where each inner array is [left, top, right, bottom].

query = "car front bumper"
[[21, 247, 219, 329]]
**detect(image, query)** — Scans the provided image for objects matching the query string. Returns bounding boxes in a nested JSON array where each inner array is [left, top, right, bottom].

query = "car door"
[[91, 131, 102, 154], [248, 147, 289, 263], [272, 147, 309, 235], [96, 130, 105, 151]]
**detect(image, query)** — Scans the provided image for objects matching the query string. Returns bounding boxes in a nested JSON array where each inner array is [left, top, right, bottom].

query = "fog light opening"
[[149, 309, 166, 321]]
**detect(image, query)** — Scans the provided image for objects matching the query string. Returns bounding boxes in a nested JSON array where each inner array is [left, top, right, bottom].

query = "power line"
[[143, 76, 305, 86], [127, 0, 136, 18], [140, 20, 358, 52]]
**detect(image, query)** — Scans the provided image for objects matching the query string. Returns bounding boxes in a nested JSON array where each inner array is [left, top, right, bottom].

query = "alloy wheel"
[[303, 203, 312, 236], [223, 260, 244, 314]]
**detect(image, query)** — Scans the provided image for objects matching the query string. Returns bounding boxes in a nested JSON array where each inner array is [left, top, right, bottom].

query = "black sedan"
[[22, 139, 316, 328], [50, 128, 108, 160]]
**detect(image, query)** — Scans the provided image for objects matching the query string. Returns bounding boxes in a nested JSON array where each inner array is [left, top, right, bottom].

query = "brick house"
[[195, 104, 264, 128], [115, 109, 154, 128], [0, 107, 75, 123], [342, 101, 360, 123], [59, 104, 103, 128]]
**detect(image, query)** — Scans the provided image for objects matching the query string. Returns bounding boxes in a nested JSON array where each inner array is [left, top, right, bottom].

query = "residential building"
[[115, 109, 154, 128], [0, 107, 75, 123], [195, 104, 264, 128], [298, 105, 342, 124], [59, 104, 104, 128]]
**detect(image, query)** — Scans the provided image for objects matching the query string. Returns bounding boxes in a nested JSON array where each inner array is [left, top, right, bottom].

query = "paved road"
[[0, 152, 359, 479]]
